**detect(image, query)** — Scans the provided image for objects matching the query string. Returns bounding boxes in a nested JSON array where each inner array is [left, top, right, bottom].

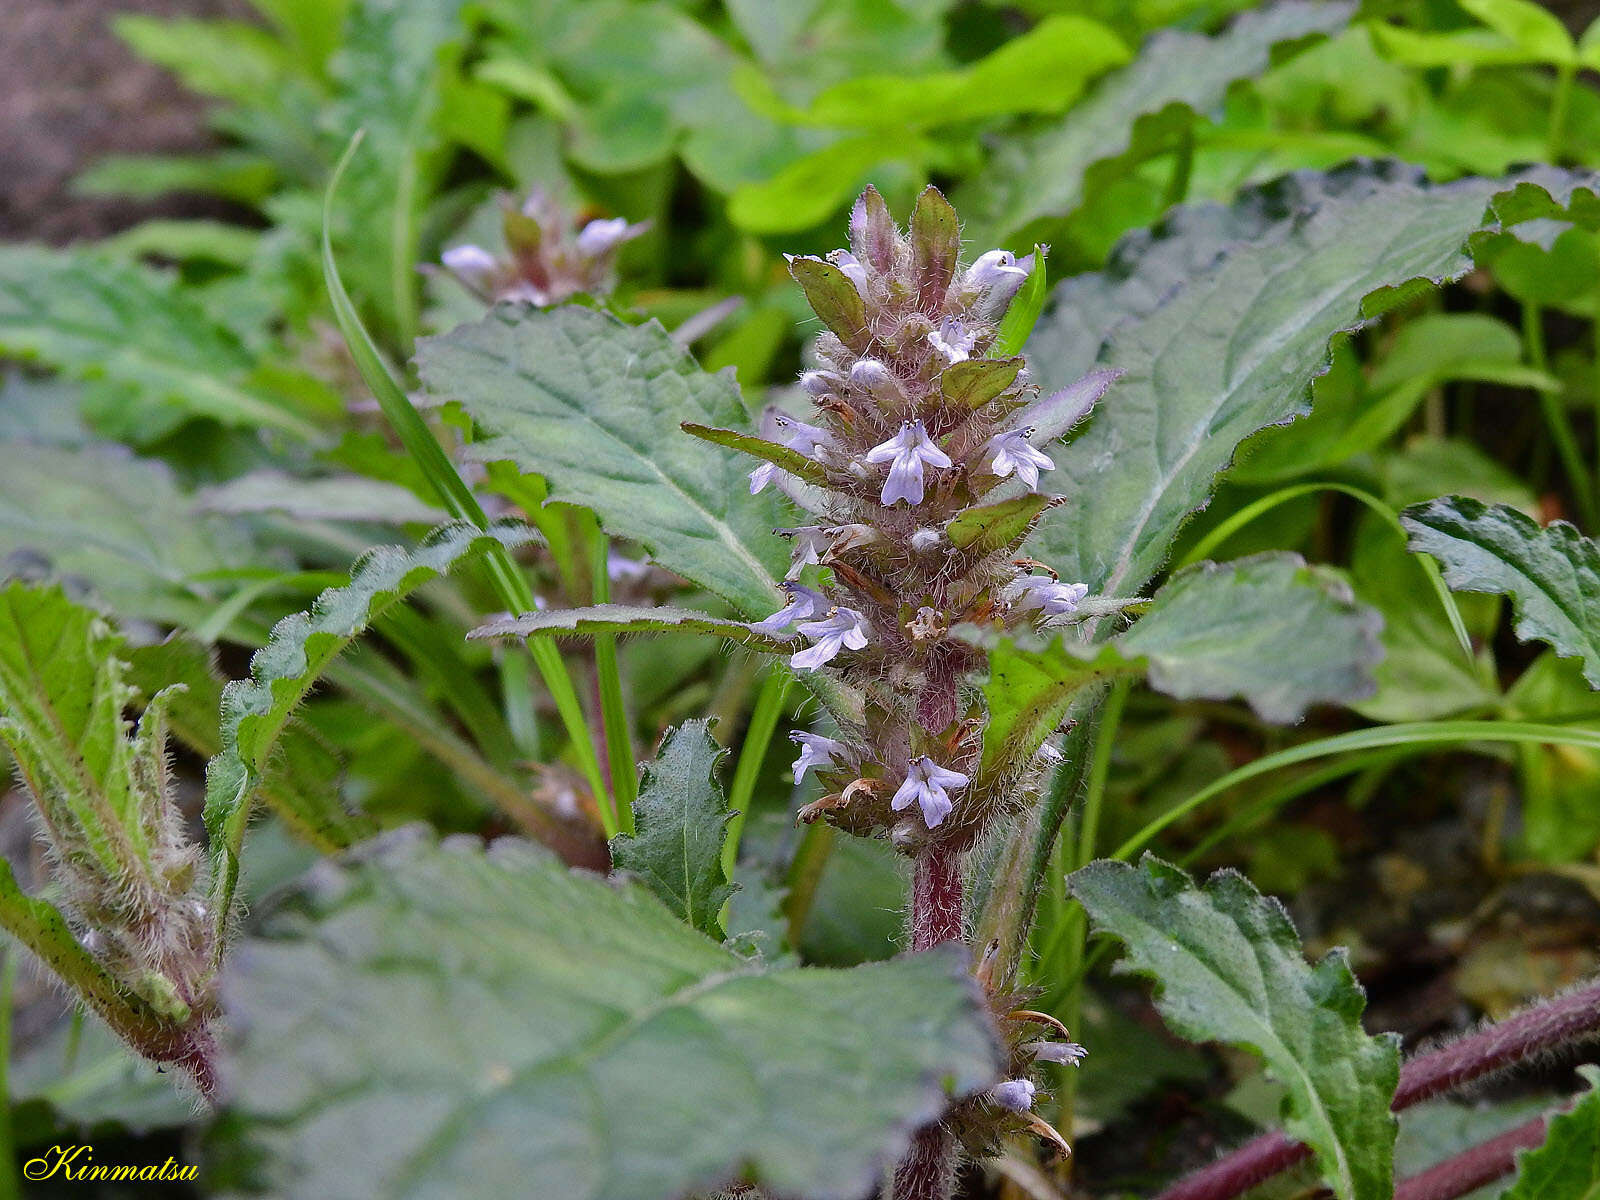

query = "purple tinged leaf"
[[850, 186, 899, 272], [786, 255, 871, 352], [909, 185, 961, 309], [1011, 367, 1123, 444]]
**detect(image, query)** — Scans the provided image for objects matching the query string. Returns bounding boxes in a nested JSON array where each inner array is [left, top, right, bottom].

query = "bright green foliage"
[[977, 553, 1382, 786], [958, 2, 1353, 247], [1372, 0, 1578, 69], [611, 720, 736, 938], [415, 306, 787, 617], [1025, 164, 1520, 598], [1403, 496, 1600, 689], [1502, 1066, 1600, 1199], [217, 832, 1003, 1200], [0, 246, 331, 443], [469, 604, 791, 652], [1069, 855, 1401, 1200], [205, 521, 538, 925]]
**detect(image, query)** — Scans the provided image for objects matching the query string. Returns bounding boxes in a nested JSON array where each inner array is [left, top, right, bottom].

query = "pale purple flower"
[[750, 416, 831, 494], [991, 1079, 1037, 1113], [791, 607, 869, 671], [1005, 576, 1088, 618], [606, 549, 653, 585], [928, 317, 976, 364], [984, 428, 1055, 491], [441, 244, 498, 289], [850, 358, 897, 393], [1027, 1040, 1088, 1067], [964, 249, 1029, 292], [890, 756, 968, 828], [752, 583, 829, 636], [865, 420, 951, 507], [790, 731, 847, 782], [775, 526, 831, 573], [833, 250, 870, 297], [800, 370, 841, 398], [576, 217, 633, 257]]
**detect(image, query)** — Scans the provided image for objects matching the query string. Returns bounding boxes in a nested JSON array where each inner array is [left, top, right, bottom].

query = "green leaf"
[[1459, 0, 1575, 61], [0, 246, 329, 444], [1112, 554, 1383, 724], [1402, 496, 1600, 689], [958, 1, 1352, 246], [204, 521, 539, 924], [796, 16, 1127, 130], [992, 244, 1048, 358], [611, 720, 736, 937], [1069, 855, 1400, 1200], [197, 471, 448, 525], [947, 494, 1059, 555], [217, 831, 1003, 1200], [786, 255, 871, 352], [416, 305, 788, 617], [681, 422, 831, 489], [1502, 1066, 1600, 1199], [469, 604, 791, 652], [113, 15, 291, 104], [728, 135, 906, 235], [1025, 163, 1537, 599]]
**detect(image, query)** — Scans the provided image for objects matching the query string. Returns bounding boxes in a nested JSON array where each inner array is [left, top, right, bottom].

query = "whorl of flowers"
[[742, 185, 1118, 855], [438, 188, 648, 305]]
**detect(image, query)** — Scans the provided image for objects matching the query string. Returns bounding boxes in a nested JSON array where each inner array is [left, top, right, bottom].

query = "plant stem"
[[589, 523, 634, 835], [894, 844, 967, 1200], [1525, 303, 1598, 527], [720, 666, 790, 880], [1393, 1115, 1546, 1200], [1155, 978, 1600, 1200], [1548, 62, 1576, 165], [0, 955, 18, 1200]]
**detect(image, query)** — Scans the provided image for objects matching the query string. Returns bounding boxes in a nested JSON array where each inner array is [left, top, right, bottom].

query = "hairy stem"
[[1393, 1115, 1546, 1200], [894, 845, 966, 1200], [1155, 979, 1600, 1200]]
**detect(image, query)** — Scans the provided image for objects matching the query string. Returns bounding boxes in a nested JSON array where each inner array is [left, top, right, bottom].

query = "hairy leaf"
[[1025, 163, 1528, 598], [1402, 496, 1600, 689], [416, 306, 787, 617], [0, 246, 330, 443], [957, 2, 1352, 246], [469, 603, 791, 652], [1502, 1066, 1600, 1199], [205, 521, 538, 921], [947, 494, 1058, 555], [1070, 855, 1400, 1200], [217, 831, 1003, 1200], [681, 422, 831, 489], [611, 720, 735, 937]]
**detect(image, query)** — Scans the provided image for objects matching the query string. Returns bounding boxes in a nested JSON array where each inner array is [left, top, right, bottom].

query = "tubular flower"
[[984, 428, 1056, 491], [791, 608, 870, 671], [865, 420, 951, 506], [790, 732, 847, 782], [927, 317, 977, 364], [991, 1080, 1038, 1113], [890, 757, 969, 829], [751, 415, 833, 494], [752, 583, 830, 636], [1005, 577, 1089, 618]]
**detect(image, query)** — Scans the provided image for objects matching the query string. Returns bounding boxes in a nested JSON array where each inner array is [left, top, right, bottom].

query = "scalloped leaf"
[[681, 422, 830, 488], [416, 307, 787, 618], [1402, 496, 1600, 689], [1024, 165, 1599, 599], [204, 521, 538, 917], [1502, 1066, 1600, 1199], [468, 603, 792, 652], [1069, 855, 1400, 1200], [957, 2, 1352, 246], [976, 553, 1382, 784], [215, 831, 1003, 1200], [611, 720, 735, 938]]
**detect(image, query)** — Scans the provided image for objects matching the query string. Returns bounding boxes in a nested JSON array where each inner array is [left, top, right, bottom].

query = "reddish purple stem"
[[1394, 1116, 1547, 1200], [1156, 980, 1600, 1200]]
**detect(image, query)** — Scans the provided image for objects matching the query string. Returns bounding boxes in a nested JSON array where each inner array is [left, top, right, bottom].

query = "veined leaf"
[[0, 245, 330, 444], [681, 422, 830, 489], [958, 1, 1353, 246], [1024, 165, 1591, 600], [216, 831, 1003, 1200], [975, 553, 1381, 783], [1501, 1066, 1600, 1199], [1402, 496, 1600, 689], [469, 603, 792, 652], [611, 720, 736, 938], [204, 521, 539, 925], [947, 494, 1058, 555], [1069, 855, 1400, 1200], [416, 306, 788, 617]]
